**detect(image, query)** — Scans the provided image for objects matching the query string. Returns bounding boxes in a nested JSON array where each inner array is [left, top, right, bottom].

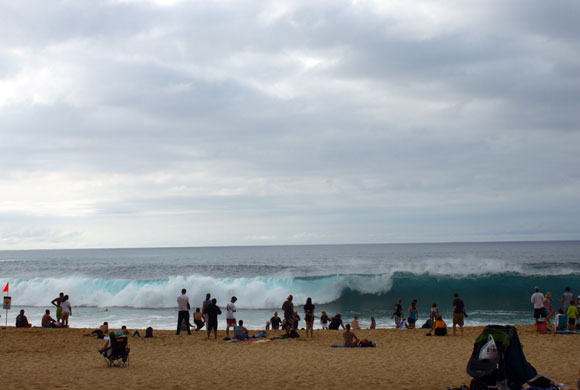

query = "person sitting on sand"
[[351, 316, 361, 330], [555, 309, 567, 330], [270, 312, 282, 330], [234, 320, 249, 340], [343, 324, 359, 347], [369, 316, 376, 330], [99, 332, 130, 359], [193, 308, 205, 331], [90, 322, 109, 338], [42, 309, 58, 328], [121, 325, 141, 337], [427, 314, 447, 336], [329, 313, 345, 330], [15, 310, 31, 328]]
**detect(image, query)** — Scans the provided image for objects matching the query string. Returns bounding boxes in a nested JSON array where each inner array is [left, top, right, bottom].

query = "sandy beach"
[[0, 325, 575, 389]]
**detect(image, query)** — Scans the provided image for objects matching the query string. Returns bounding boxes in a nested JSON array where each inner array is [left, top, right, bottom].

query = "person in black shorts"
[[304, 297, 315, 338], [205, 298, 221, 340], [282, 295, 294, 335]]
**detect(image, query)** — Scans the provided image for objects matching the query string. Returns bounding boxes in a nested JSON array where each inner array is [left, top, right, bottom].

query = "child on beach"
[[369, 317, 376, 329], [320, 311, 329, 329], [351, 316, 361, 330], [567, 299, 579, 331]]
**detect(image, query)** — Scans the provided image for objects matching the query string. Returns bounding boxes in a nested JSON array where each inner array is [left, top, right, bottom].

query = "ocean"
[[1, 241, 579, 330]]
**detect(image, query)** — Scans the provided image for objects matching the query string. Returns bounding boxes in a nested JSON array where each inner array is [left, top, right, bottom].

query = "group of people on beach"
[[391, 293, 467, 336], [14, 292, 72, 328], [530, 286, 580, 332]]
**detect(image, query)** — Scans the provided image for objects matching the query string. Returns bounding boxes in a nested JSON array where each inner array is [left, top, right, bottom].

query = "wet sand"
[[0, 325, 575, 389]]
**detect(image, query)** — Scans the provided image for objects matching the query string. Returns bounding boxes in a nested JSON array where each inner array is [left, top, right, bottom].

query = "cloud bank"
[[1, 0, 579, 249]]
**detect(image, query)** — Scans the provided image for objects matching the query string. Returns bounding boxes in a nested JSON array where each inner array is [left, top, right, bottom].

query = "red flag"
[[2, 282, 8, 293]]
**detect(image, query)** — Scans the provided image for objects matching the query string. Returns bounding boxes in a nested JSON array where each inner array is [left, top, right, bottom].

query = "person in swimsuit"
[[430, 304, 439, 322], [351, 316, 361, 330], [369, 317, 376, 330], [304, 297, 315, 337], [193, 308, 205, 330], [407, 299, 418, 329], [51, 292, 64, 324]]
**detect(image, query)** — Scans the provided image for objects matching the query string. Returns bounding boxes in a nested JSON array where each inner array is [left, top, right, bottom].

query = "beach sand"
[[0, 325, 575, 389]]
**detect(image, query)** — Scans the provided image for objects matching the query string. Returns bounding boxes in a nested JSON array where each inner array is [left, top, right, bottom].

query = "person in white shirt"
[[226, 296, 237, 338], [176, 289, 191, 335], [531, 286, 546, 325]]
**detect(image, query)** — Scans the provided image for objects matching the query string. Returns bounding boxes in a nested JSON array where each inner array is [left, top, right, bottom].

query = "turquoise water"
[[1, 241, 579, 329]]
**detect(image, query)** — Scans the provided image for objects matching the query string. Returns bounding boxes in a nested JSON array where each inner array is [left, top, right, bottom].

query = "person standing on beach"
[[176, 288, 191, 335], [531, 286, 546, 325], [282, 295, 294, 335], [304, 297, 315, 337], [452, 293, 465, 336], [560, 287, 574, 312], [61, 295, 72, 327], [269, 312, 282, 330], [543, 292, 555, 325], [407, 300, 418, 329], [51, 292, 64, 324], [226, 296, 237, 338], [202, 293, 211, 324], [392, 299, 404, 328], [206, 298, 221, 339]]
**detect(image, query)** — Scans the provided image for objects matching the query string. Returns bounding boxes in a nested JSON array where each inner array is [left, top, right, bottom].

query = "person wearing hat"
[[543, 292, 555, 325], [282, 295, 294, 335], [531, 286, 547, 325]]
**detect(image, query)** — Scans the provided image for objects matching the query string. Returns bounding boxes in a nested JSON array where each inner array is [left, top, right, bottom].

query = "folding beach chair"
[[101, 334, 130, 368]]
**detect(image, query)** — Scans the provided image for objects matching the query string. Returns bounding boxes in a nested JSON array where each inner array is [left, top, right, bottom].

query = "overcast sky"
[[1, 0, 579, 249]]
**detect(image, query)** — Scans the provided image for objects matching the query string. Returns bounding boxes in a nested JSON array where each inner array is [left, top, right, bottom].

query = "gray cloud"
[[0, 0, 579, 249]]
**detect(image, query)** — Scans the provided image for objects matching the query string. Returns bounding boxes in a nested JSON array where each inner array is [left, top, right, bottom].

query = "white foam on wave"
[[9, 273, 394, 309]]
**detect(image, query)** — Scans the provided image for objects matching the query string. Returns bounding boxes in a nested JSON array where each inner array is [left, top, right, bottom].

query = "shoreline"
[[1, 325, 575, 389]]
